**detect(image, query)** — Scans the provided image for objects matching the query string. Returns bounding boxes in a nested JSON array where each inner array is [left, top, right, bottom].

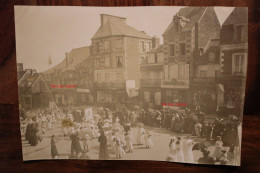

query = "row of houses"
[[140, 7, 247, 114], [18, 7, 247, 116]]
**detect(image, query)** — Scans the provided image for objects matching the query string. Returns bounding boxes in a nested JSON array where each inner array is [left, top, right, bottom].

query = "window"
[[116, 56, 123, 68], [169, 44, 175, 56], [95, 58, 100, 68], [157, 53, 164, 63], [140, 41, 145, 52], [93, 42, 99, 53], [114, 39, 122, 50], [105, 73, 110, 82], [208, 52, 215, 62], [104, 56, 110, 67], [148, 55, 155, 64], [97, 73, 102, 82], [178, 64, 186, 80], [200, 70, 207, 77], [232, 54, 246, 75], [179, 43, 186, 55], [235, 25, 245, 42], [215, 70, 221, 77], [139, 56, 145, 64], [144, 91, 150, 101], [104, 40, 110, 51], [146, 42, 151, 52], [116, 73, 123, 81]]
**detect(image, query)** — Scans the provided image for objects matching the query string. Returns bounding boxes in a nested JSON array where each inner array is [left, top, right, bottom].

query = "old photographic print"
[[15, 6, 247, 166]]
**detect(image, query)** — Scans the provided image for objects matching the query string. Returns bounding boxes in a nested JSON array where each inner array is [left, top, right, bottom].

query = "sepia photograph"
[[15, 6, 247, 166]]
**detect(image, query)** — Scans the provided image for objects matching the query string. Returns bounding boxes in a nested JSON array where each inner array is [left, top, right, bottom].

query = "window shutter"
[[185, 64, 189, 81], [164, 65, 168, 80], [172, 64, 178, 80]]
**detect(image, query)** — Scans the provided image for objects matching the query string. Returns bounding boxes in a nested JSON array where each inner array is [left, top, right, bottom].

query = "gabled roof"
[[163, 7, 207, 35], [223, 7, 248, 25], [43, 46, 91, 74], [17, 71, 26, 81], [92, 15, 151, 40], [19, 73, 41, 87]]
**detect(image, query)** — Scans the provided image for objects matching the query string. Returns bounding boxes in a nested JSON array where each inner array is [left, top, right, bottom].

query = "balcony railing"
[[95, 82, 125, 89], [140, 79, 161, 87], [161, 79, 189, 89]]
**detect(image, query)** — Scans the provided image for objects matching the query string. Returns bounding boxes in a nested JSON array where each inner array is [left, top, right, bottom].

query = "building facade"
[[219, 7, 248, 117], [43, 46, 93, 106], [162, 7, 221, 106], [192, 39, 222, 113], [91, 14, 152, 104], [18, 65, 51, 109], [139, 44, 164, 108]]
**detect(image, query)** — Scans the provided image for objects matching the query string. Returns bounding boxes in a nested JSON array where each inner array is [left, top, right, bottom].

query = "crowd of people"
[[20, 103, 241, 165]]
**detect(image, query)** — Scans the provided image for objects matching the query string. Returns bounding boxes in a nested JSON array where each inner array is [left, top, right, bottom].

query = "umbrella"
[[229, 115, 238, 120], [192, 142, 207, 151]]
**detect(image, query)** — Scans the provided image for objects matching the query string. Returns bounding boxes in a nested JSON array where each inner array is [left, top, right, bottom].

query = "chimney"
[[100, 14, 126, 26], [17, 63, 23, 72], [152, 36, 160, 49], [25, 69, 32, 75], [32, 69, 37, 75]]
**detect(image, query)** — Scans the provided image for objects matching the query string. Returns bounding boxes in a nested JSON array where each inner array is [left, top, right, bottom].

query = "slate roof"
[[92, 14, 151, 39], [223, 7, 248, 25], [163, 7, 207, 35], [43, 46, 91, 74]]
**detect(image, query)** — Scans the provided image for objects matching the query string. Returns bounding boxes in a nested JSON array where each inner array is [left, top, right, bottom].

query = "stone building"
[[192, 38, 222, 113], [219, 7, 248, 117], [162, 7, 221, 106], [91, 14, 152, 104], [139, 44, 164, 108], [18, 64, 51, 109], [43, 46, 93, 106]]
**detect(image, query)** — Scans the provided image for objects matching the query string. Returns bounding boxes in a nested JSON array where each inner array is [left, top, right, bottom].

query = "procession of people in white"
[[20, 102, 241, 165]]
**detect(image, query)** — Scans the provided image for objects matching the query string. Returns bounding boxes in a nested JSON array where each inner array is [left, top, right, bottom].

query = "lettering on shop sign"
[[50, 84, 76, 88], [161, 102, 187, 107]]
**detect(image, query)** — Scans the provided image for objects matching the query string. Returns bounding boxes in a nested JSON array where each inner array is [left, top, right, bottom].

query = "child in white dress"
[[115, 139, 125, 158]]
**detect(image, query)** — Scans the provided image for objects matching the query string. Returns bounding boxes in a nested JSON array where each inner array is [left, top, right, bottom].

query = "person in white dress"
[[183, 136, 194, 163], [125, 131, 134, 153], [137, 127, 145, 145], [166, 137, 178, 162], [176, 137, 185, 162], [146, 134, 154, 148], [115, 139, 125, 158]]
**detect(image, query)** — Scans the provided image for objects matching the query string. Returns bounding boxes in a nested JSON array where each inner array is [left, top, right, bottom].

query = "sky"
[[14, 6, 234, 72]]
